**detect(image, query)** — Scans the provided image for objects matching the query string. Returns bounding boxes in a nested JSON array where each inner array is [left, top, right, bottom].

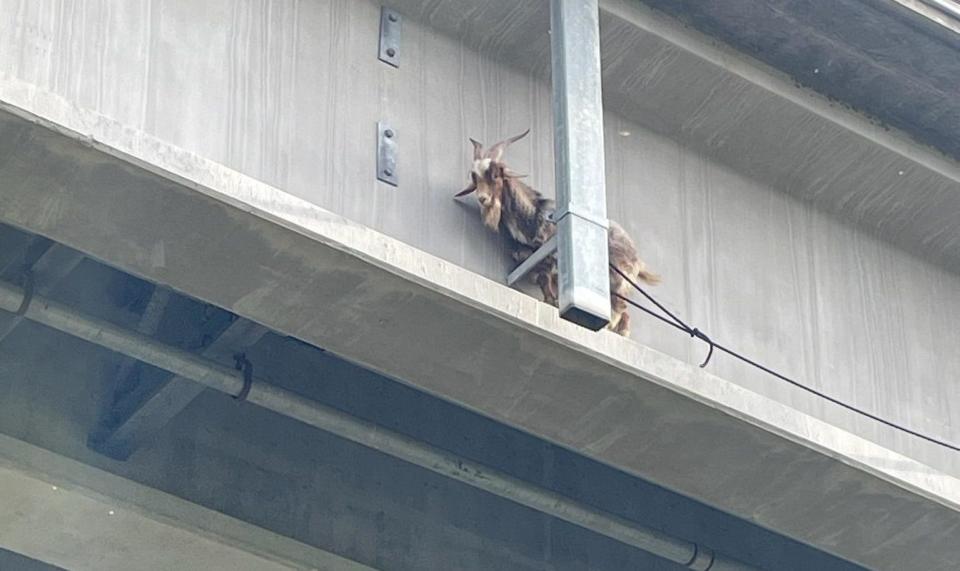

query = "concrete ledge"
[[601, 0, 960, 187], [890, 0, 960, 35], [0, 435, 374, 571], [0, 76, 958, 570]]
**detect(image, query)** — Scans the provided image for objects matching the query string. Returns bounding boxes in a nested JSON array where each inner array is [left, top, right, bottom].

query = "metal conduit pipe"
[[0, 280, 756, 571]]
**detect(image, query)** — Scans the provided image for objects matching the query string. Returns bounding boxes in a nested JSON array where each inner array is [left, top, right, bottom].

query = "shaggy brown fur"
[[456, 130, 660, 336]]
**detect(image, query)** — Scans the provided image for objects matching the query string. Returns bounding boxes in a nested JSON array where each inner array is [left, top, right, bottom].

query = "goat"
[[456, 129, 660, 337]]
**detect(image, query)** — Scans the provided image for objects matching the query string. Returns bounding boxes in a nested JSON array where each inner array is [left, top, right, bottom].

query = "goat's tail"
[[636, 267, 661, 286]]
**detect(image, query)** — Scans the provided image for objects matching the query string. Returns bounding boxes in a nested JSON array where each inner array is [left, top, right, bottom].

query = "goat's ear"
[[469, 138, 484, 160], [486, 128, 530, 162], [455, 182, 477, 197], [502, 168, 527, 179]]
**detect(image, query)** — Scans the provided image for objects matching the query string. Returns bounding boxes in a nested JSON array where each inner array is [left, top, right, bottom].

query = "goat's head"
[[455, 129, 529, 230]]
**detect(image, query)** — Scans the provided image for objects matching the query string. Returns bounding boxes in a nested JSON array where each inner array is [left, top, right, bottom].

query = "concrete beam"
[[0, 243, 84, 343], [90, 318, 268, 459], [0, 79, 958, 570], [890, 0, 960, 35], [0, 434, 374, 571], [98, 285, 173, 425], [0, 548, 64, 571], [0, 549, 65, 571], [0, 233, 36, 278]]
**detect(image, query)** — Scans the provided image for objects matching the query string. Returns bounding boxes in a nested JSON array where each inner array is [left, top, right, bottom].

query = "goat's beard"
[[481, 201, 502, 231]]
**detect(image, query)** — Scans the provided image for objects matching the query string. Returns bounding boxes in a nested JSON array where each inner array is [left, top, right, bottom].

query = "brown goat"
[[456, 130, 660, 336]]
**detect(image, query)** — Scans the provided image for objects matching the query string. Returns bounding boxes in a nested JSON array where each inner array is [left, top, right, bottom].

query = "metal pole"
[[551, 0, 611, 331], [0, 281, 756, 571]]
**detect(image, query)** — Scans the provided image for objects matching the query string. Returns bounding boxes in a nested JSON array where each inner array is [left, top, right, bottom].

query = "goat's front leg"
[[513, 249, 558, 307], [535, 270, 558, 307]]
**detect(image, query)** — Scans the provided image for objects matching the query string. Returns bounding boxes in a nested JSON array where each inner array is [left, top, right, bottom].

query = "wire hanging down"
[[611, 264, 960, 454]]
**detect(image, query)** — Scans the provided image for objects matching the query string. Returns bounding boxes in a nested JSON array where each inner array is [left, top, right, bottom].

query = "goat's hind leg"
[[613, 311, 630, 337], [607, 282, 631, 337]]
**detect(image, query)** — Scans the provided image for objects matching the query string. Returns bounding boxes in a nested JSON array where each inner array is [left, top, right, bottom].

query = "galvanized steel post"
[[550, 0, 611, 330]]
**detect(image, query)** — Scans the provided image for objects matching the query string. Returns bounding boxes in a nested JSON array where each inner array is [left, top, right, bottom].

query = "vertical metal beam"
[[550, 0, 611, 330]]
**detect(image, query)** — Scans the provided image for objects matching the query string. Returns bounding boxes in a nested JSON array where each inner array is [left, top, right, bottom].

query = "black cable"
[[612, 265, 960, 454], [611, 264, 715, 367]]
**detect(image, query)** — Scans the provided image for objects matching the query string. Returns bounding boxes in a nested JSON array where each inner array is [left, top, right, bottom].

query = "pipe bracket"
[[15, 270, 34, 316], [233, 353, 254, 401], [687, 544, 716, 571]]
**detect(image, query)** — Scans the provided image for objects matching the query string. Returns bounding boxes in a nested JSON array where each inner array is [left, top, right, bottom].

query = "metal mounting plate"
[[378, 8, 401, 68], [377, 121, 398, 186]]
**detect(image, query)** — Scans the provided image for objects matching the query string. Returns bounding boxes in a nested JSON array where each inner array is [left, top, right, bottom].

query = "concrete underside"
[[3, 0, 960, 481], [638, 0, 960, 162], [0, 548, 63, 571], [1, 0, 959, 568], [0, 81, 958, 570], [384, 0, 960, 274], [0, 436, 365, 571], [0, 229, 863, 571]]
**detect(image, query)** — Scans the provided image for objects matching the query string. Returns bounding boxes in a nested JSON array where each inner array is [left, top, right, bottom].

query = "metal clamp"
[[15, 270, 35, 316], [686, 544, 716, 571], [232, 353, 254, 402]]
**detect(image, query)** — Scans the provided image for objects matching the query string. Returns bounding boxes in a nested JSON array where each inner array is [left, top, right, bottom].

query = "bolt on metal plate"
[[378, 8, 401, 68], [377, 121, 398, 186]]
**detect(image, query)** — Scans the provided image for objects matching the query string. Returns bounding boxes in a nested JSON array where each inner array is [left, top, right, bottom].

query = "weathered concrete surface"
[[636, 0, 960, 161], [0, 548, 64, 571], [3, 0, 959, 484], [893, 0, 960, 34], [0, 244, 864, 571], [4, 0, 960, 276], [379, 0, 960, 273], [0, 435, 370, 571], [0, 83, 956, 570]]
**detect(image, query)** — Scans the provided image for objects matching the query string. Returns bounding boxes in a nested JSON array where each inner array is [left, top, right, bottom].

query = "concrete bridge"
[[0, 1, 958, 569]]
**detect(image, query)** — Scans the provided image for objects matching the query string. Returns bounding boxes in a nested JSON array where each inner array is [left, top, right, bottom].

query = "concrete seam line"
[[0, 279, 758, 571]]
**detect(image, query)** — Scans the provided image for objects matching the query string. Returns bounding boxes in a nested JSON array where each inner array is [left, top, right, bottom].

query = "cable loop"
[[689, 328, 715, 368], [609, 263, 960, 453]]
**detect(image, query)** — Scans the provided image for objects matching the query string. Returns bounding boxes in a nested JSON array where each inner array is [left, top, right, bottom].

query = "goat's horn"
[[486, 128, 530, 162], [469, 138, 484, 160], [455, 181, 477, 197]]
